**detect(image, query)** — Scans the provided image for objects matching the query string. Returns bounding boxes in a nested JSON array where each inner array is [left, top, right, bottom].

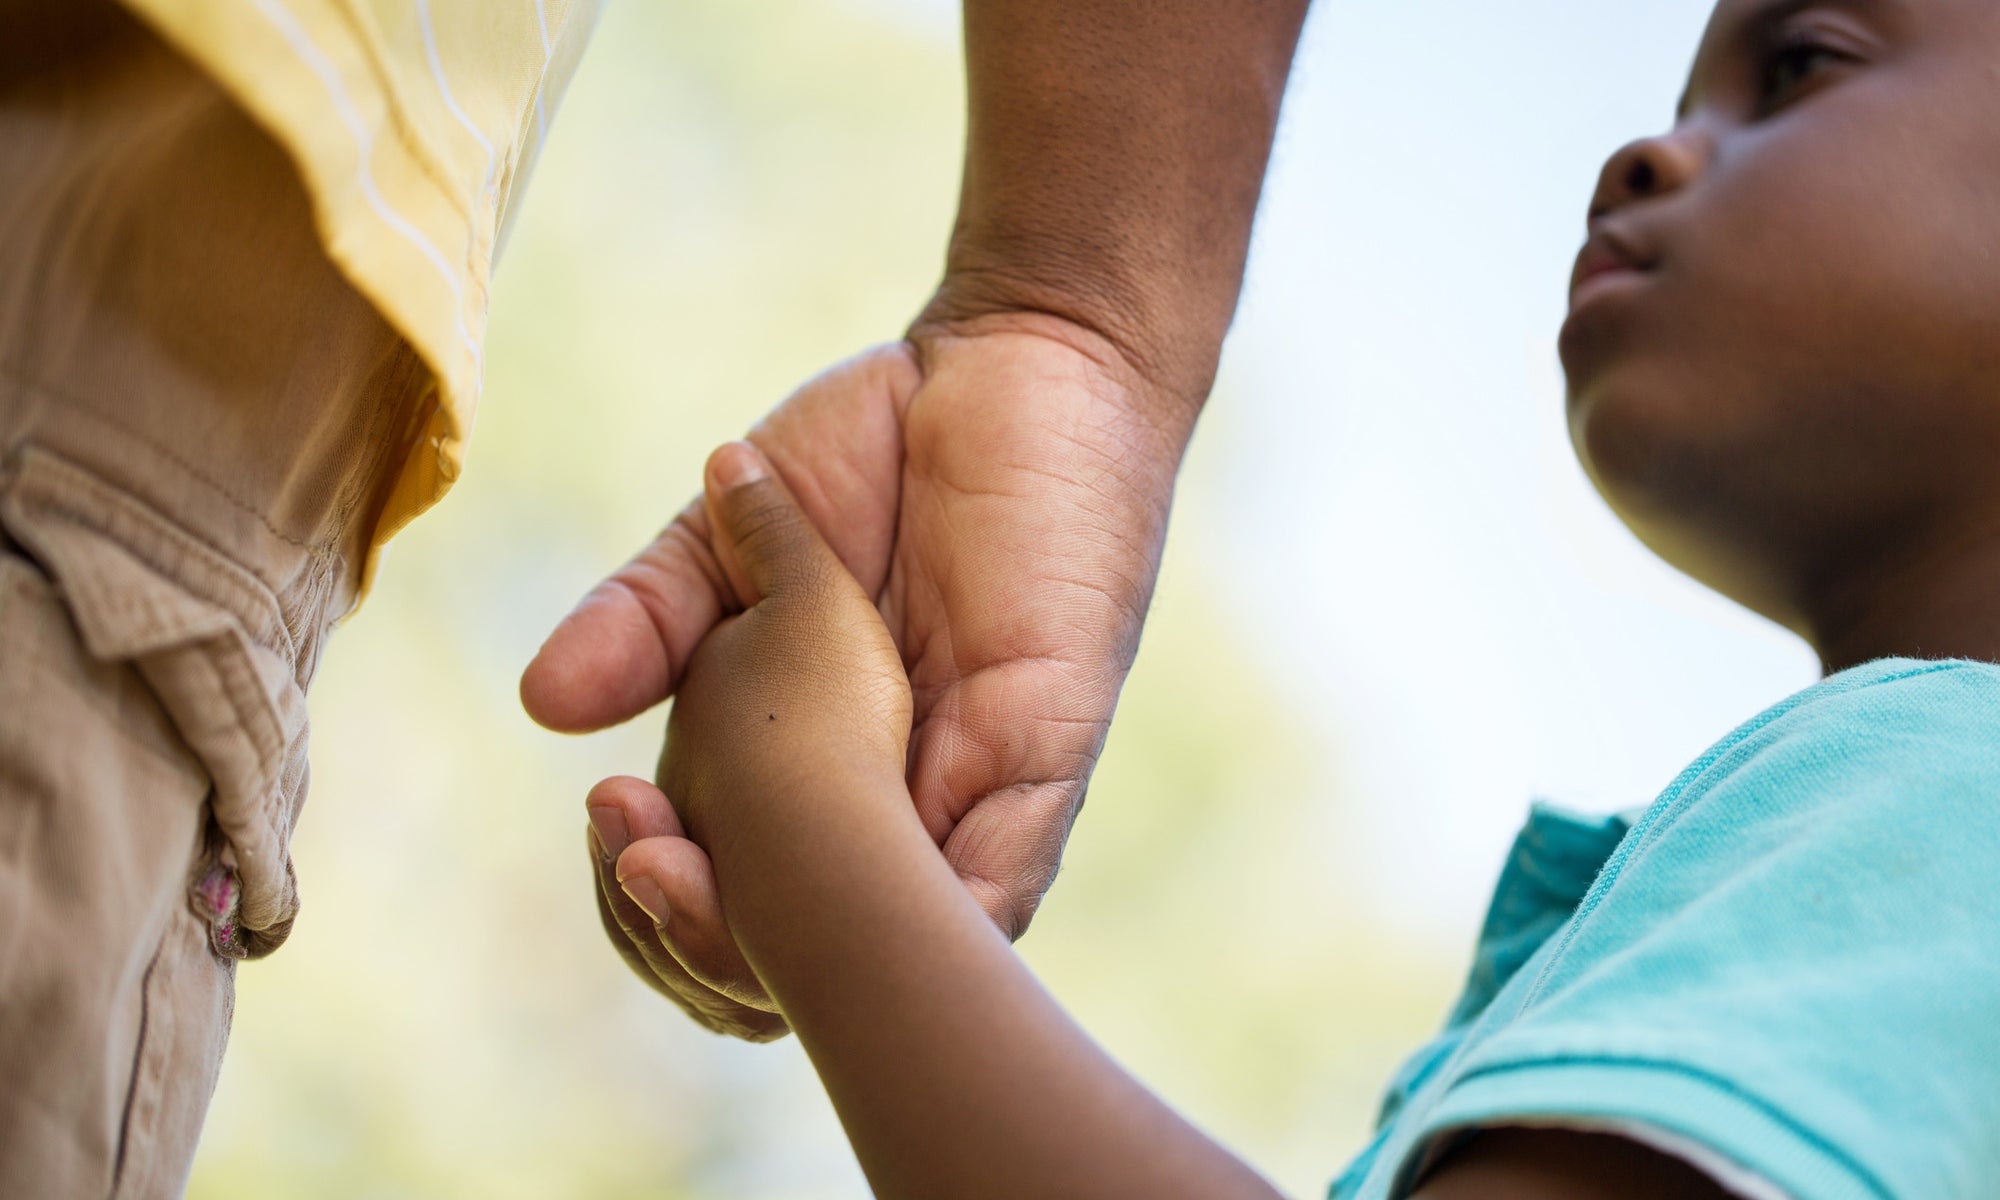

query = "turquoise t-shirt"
[[1333, 657, 2000, 1200]]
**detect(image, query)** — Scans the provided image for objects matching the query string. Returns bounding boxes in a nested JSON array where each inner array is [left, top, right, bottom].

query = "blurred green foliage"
[[187, 1, 1459, 1196]]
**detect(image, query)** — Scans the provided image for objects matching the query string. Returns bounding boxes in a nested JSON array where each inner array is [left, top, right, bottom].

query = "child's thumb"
[[702, 441, 845, 608]]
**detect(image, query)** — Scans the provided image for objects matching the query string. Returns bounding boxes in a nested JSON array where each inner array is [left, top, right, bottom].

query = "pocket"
[[0, 525, 225, 1199], [0, 446, 309, 958]]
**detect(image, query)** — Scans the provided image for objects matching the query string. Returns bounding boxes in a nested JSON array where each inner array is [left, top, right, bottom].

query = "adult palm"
[[520, 315, 1191, 1039]]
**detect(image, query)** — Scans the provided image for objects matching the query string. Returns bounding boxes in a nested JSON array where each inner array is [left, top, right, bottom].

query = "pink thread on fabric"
[[191, 864, 248, 959]]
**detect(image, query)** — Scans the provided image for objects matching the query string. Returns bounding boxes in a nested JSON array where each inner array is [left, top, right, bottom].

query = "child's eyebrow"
[[1673, 0, 1909, 122]]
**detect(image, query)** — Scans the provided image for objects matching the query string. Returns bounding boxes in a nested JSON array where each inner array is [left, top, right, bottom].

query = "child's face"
[[1562, 0, 2000, 638]]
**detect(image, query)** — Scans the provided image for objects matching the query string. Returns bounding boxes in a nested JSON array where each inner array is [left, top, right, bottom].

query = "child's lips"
[[1568, 261, 1649, 312], [1568, 230, 1655, 312], [1560, 230, 1659, 369]]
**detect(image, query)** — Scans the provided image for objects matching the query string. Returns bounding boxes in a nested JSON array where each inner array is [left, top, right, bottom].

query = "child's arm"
[[674, 747, 1279, 1200], [614, 442, 1284, 1200], [614, 443, 1732, 1199]]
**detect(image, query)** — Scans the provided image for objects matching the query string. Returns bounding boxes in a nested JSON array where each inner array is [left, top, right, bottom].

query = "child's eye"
[[1758, 35, 1846, 111]]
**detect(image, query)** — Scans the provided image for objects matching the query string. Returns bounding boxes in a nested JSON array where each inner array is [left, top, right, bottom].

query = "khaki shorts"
[[0, 6, 429, 1195]]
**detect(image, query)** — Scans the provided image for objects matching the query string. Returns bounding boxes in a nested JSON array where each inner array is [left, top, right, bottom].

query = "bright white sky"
[[1220, 1, 1820, 939], [865, 0, 1823, 942]]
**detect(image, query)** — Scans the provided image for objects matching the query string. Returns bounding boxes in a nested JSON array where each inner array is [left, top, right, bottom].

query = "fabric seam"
[[3, 451, 297, 663], [1436, 1053, 1892, 1200], [0, 361, 323, 556]]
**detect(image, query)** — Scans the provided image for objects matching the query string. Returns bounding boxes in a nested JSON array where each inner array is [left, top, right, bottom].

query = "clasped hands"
[[519, 318, 1196, 1038]]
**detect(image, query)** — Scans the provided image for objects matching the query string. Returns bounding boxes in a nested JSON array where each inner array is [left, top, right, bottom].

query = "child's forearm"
[[705, 777, 1285, 1200]]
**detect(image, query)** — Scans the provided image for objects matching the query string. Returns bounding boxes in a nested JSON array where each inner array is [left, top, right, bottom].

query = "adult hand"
[[520, 313, 1195, 1040]]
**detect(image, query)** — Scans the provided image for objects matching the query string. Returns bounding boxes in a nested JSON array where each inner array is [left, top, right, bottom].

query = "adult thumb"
[[702, 441, 845, 608]]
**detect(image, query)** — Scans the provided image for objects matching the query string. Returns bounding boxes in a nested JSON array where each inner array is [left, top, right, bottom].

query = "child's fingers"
[[587, 835, 788, 1039], [615, 835, 779, 1022], [583, 779, 788, 1038], [587, 774, 686, 846], [587, 776, 780, 1021], [587, 830, 709, 1014], [701, 441, 850, 607]]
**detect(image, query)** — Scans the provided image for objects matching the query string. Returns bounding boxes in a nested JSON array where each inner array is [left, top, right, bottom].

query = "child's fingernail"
[[587, 805, 629, 861], [711, 441, 768, 490], [620, 874, 670, 926]]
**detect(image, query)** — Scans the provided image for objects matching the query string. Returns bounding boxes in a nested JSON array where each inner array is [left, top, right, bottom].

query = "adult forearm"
[[919, 0, 1312, 411], [707, 789, 1282, 1200]]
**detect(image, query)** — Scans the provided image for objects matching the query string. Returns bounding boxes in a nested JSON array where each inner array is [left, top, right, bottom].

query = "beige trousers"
[[0, 6, 429, 1195]]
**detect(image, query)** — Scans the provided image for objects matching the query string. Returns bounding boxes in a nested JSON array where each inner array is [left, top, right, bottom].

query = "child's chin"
[[1565, 369, 1690, 497]]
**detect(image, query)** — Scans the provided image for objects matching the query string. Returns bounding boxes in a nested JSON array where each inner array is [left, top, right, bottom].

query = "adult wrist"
[[908, 269, 1221, 449]]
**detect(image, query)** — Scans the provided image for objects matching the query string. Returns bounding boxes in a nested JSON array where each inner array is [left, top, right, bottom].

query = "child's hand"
[[598, 442, 1280, 1200], [600, 442, 920, 1009], [662, 440, 914, 848], [597, 466, 1278, 1200]]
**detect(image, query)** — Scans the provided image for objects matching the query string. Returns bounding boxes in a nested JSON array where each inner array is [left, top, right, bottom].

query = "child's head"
[[1562, 0, 2000, 664]]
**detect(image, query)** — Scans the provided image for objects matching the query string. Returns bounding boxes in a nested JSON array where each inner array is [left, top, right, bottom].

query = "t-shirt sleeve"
[[1375, 661, 2000, 1200], [1330, 803, 1633, 1199]]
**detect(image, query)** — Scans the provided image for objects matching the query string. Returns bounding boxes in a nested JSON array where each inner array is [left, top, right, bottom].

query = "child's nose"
[[1588, 128, 1706, 223]]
